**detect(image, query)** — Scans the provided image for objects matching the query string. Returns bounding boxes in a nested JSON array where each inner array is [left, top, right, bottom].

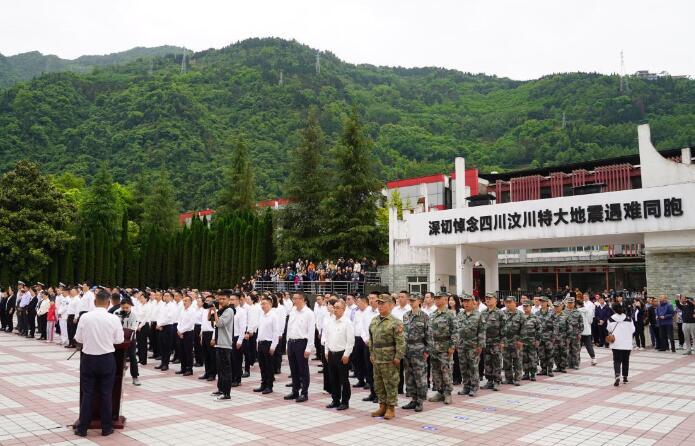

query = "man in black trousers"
[[325, 299, 354, 410], [74, 289, 124, 437], [284, 293, 315, 403]]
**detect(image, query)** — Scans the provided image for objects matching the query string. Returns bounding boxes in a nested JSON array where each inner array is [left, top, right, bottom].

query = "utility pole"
[[181, 51, 187, 74], [619, 50, 629, 94], [315, 51, 320, 75]]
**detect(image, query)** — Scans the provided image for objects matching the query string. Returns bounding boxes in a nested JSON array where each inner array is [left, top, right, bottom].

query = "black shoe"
[[211, 391, 223, 396], [352, 381, 365, 388], [155, 365, 163, 369], [326, 401, 340, 409], [206, 377, 216, 381], [285, 383, 293, 387], [363, 384, 371, 389], [530, 375, 536, 381], [318, 369, 323, 374], [537, 370, 547, 376], [231, 382, 240, 387], [172, 359, 180, 364], [337, 403, 349, 410], [401, 400, 417, 410], [284, 393, 298, 400], [522, 373, 530, 381], [183, 371, 193, 376], [253, 387, 264, 392], [362, 394, 376, 402], [623, 377, 629, 383], [160, 366, 168, 371], [194, 362, 203, 367], [175, 370, 184, 375], [262, 388, 273, 394], [295, 394, 308, 403], [614, 377, 620, 387], [198, 375, 209, 380], [215, 395, 231, 401], [154, 356, 161, 360], [548, 370, 554, 377], [513, 381, 521, 386], [74, 428, 87, 437], [102, 428, 114, 436], [241, 372, 250, 378]]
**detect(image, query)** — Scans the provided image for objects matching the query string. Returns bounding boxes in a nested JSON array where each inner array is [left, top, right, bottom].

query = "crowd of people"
[[0, 280, 693, 434]]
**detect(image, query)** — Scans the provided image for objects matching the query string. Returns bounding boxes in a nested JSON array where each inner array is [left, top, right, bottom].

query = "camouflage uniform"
[[369, 312, 406, 406], [565, 304, 584, 369], [502, 309, 524, 384], [428, 308, 459, 397], [482, 305, 504, 387], [553, 304, 569, 372], [402, 309, 432, 405], [520, 308, 541, 379], [456, 306, 486, 395], [536, 306, 558, 376]]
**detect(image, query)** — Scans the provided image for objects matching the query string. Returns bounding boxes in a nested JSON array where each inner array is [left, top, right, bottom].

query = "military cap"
[[434, 292, 448, 298], [36, 282, 45, 287], [539, 296, 549, 302], [484, 293, 497, 299], [565, 296, 575, 303], [377, 293, 394, 304], [408, 293, 422, 301], [461, 294, 474, 301], [58, 282, 66, 288], [17, 280, 25, 286], [522, 300, 532, 306], [504, 296, 517, 302], [552, 300, 563, 307]]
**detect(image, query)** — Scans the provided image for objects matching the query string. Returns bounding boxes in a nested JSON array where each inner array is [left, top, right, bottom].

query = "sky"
[[1, 0, 692, 80]]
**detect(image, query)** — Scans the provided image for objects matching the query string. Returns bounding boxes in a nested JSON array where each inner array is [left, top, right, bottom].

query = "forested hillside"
[[1, 37, 694, 210]]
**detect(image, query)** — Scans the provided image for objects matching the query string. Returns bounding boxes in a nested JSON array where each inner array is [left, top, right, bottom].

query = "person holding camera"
[[114, 297, 140, 386], [211, 290, 235, 401]]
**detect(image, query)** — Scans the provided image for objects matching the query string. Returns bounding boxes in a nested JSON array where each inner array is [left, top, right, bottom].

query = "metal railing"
[[253, 280, 365, 295]]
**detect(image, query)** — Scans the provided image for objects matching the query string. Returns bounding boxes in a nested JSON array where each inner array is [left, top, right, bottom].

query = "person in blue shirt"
[[655, 294, 675, 352]]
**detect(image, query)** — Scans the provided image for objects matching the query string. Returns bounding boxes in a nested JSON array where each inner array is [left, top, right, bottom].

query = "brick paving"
[[0, 331, 693, 446]]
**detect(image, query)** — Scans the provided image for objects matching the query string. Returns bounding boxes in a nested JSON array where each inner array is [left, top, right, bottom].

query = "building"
[[380, 124, 695, 298], [178, 199, 288, 227]]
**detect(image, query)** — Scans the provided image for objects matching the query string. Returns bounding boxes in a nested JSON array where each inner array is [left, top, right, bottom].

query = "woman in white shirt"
[[607, 302, 635, 387]]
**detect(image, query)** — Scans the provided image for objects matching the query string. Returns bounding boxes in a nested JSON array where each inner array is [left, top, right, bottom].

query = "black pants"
[[27, 311, 36, 336], [452, 349, 461, 384], [172, 323, 180, 360], [78, 353, 115, 432], [352, 337, 365, 383], [158, 324, 173, 366], [612, 349, 631, 378], [322, 345, 331, 393], [136, 324, 150, 364], [596, 323, 608, 347], [181, 331, 194, 372], [37, 314, 47, 338], [287, 338, 309, 396], [149, 321, 159, 357], [363, 345, 375, 397], [202, 331, 216, 378], [258, 340, 274, 390], [216, 348, 232, 396], [231, 336, 243, 383], [328, 350, 350, 405], [677, 323, 685, 347], [6, 311, 14, 332], [128, 339, 138, 378], [658, 325, 675, 351], [634, 323, 646, 348], [0, 308, 6, 330], [273, 333, 285, 373], [581, 335, 596, 359], [478, 348, 485, 380], [243, 332, 257, 372], [193, 324, 203, 365], [67, 314, 77, 346]]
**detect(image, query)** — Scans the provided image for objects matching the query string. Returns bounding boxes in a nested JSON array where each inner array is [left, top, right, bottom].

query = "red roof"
[[256, 198, 289, 208], [386, 169, 479, 196]]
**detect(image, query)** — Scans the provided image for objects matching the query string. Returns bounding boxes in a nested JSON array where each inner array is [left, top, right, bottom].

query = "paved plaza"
[[0, 332, 693, 446]]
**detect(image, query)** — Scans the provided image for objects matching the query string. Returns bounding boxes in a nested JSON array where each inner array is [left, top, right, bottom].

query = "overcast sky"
[[1, 0, 692, 80]]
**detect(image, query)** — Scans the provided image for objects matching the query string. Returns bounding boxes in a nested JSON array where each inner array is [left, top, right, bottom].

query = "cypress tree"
[[263, 209, 274, 268], [243, 225, 253, 280], [49, 255, 59, 285], [236, 222, 246, 285], [86, 231, 95, 283], [254, 221, 264, 272], [77, 229, 87, 283], [199, 220, 209, 289], [64, 242, 74, 284], [190, 215, 201, 287], [216, 137, 256, 215], [230, 219, 240, 285], [116, 212, 128, 285], [181, 226, 191, 286]]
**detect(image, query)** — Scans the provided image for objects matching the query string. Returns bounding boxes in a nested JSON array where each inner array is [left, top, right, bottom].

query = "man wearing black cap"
[[74, 289, 124, 437]]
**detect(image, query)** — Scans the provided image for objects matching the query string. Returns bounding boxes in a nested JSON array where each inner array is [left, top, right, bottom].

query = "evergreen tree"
[[181, 225, 191, 286], [262, 209, 274, 268], [216, 137, 255, 214], [189, 215, 202, 287], [278, 106, 325, 261], [77, 229, 87, 282], [116, 211, 128, 285], [322, 107, 383, 258], [243, 225, 253, 280], [0, 161, 74, 281], [141, 171, 179, 234], [254, 220, 264, 272], [230, 219, 240, 285], [80, 164, 118, 232]]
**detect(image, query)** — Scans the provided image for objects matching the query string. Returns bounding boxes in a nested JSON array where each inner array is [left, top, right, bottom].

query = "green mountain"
[[1, 38, 694, 211], [0, 46, 189, 87]]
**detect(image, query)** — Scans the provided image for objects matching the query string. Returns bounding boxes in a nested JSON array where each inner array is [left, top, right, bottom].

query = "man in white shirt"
[[325, 299, 355, 410], [56, 288, 71, 346], [283, 292, 315, 402], [76, 284, 95, 318], [155, 292, 178, 371], [176, 296, 197, 376], [74, 289, 124, 437], [254, 296, 282, 394], [351, 295, 370, 388], [391, 291, 412, 321], [242, 294, 260, 377], [66, 287, 80, 348], [422, 292, 436, 316], [230, 293, 247, 386], [148, 292, 163, 360], [362, 292, 380, 402]]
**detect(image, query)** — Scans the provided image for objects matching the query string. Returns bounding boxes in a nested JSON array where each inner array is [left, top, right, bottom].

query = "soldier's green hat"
[[408, 293, 422, 301], [522, 301, 532, 306], [552, 300, 563, 307], [461, 294, 474, 301], [539, 296, 549, 302], [484, 293, 497, 300], [565, 297, 575, 303], [434, 292, 448, 298], [377, 293, 394, 304], [504, 296, 517, 302]]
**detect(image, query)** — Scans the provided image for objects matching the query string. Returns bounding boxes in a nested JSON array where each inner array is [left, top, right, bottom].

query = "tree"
[[322, 107, 383, 258], [141, 171, 179, 234], [80, 164, 118, 232], [217, 136, 255, 214], [0, 161, 74, 281], [278, 106, 325, 261]]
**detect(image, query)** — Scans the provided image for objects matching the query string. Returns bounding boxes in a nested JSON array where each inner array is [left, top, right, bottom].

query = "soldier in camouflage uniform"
[[501, 297, 524, 386], [564, 297, 584, 369], [520, 301, 541, 381], [369, 294, 406, 420], [536, 296, 558, 377], [482, 293, 504, 391], [456, 295, 486, 397], [553, 301, 569, 373], [401, 294, 432, 412], [427, 292, 459, 405]]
